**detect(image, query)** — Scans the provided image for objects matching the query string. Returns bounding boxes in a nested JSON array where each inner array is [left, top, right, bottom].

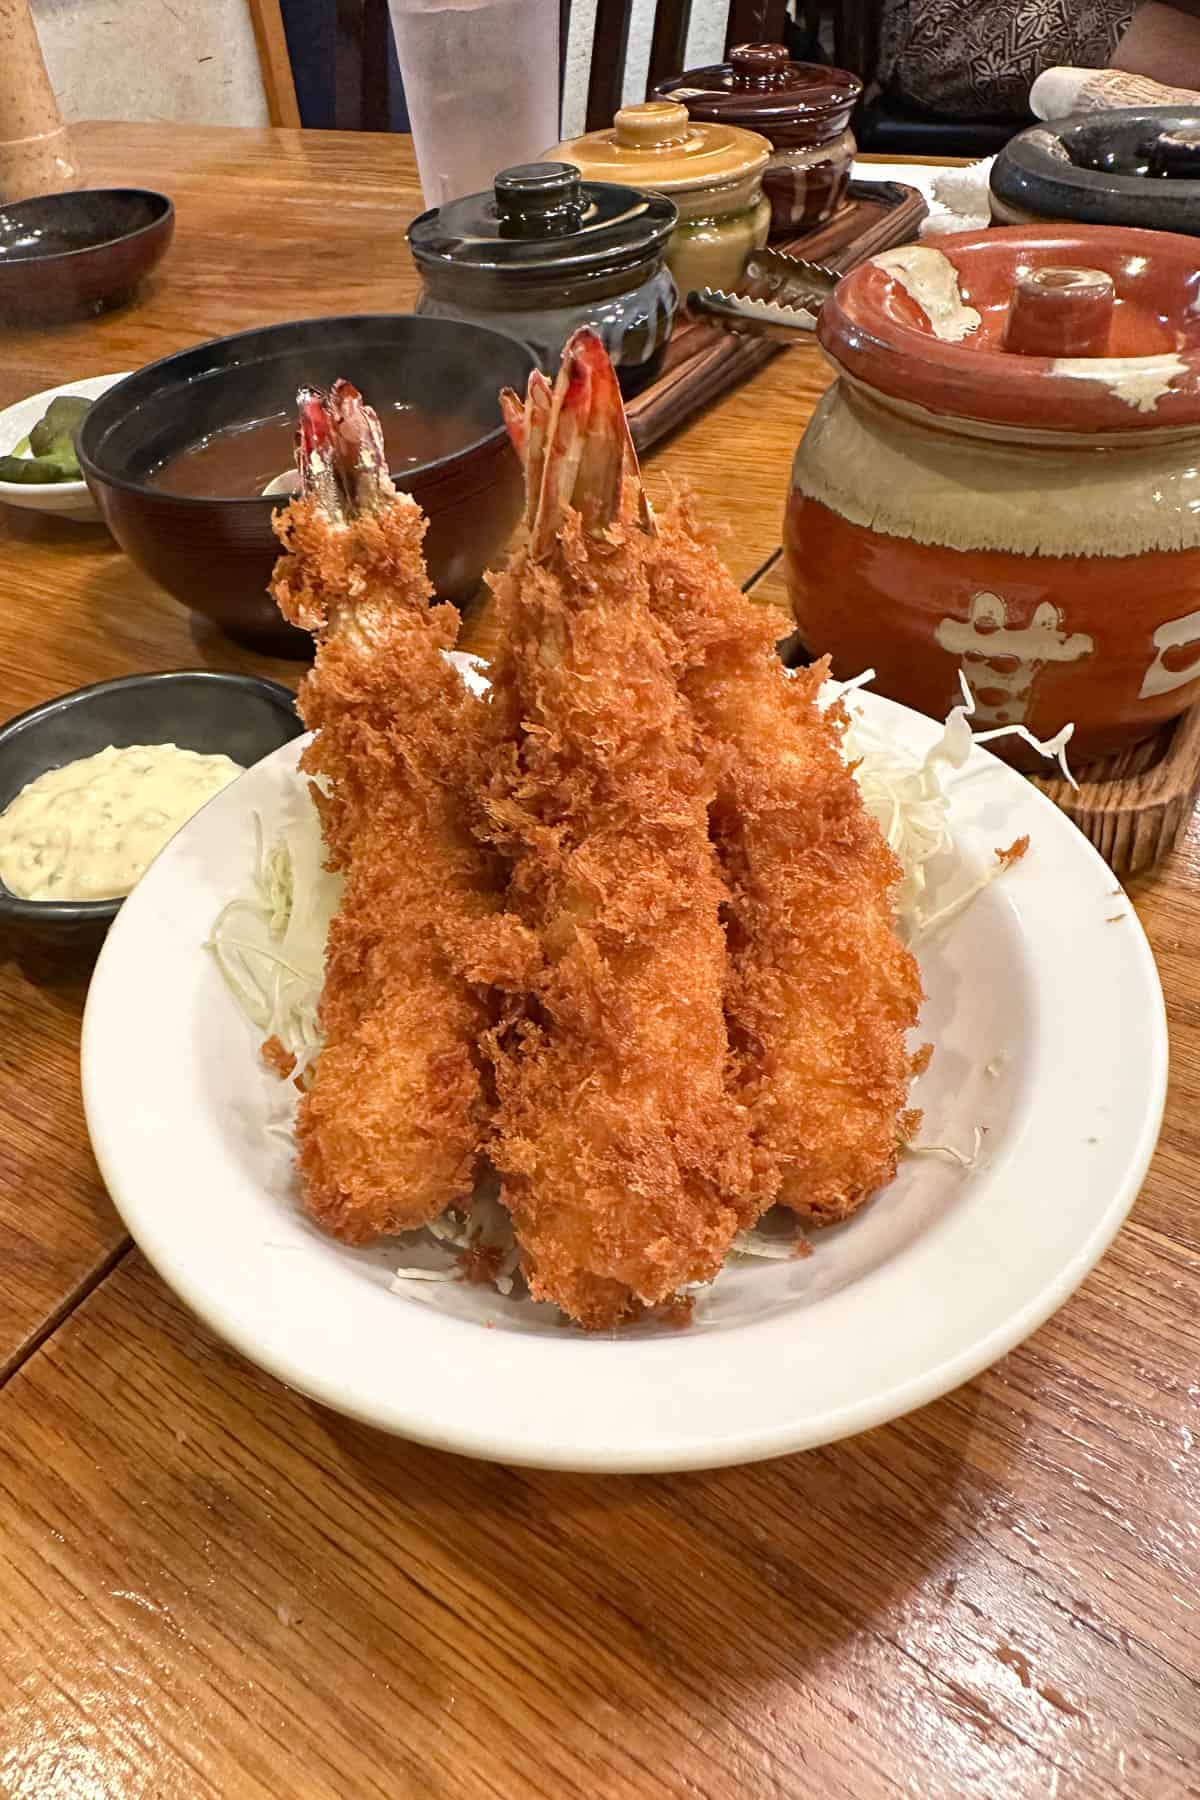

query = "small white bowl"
[[0, 372, 130, 522]]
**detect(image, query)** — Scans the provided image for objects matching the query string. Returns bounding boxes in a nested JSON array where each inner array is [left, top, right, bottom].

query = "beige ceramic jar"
[[0, 0, 77, 200], [547, 101, 771, 296]]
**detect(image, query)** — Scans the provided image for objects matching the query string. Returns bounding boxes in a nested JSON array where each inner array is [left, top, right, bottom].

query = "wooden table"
[[1, 123, 1197, 1800]]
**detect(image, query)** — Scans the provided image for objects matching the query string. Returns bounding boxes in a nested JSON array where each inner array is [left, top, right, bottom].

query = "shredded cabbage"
[[209, 670, 1066, 1306], [207, 798, 342, 1086], [732, 1227, 809, 1261], [832, 671, 1073, 939], [901, 1125, 985, 1170]]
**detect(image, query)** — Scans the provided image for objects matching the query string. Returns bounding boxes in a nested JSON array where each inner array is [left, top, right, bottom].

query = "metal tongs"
[[687, 246, 840, 342]]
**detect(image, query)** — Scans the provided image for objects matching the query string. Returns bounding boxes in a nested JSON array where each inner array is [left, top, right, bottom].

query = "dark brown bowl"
[[77, 314, 537, 655], [0, 188, 173, 320]]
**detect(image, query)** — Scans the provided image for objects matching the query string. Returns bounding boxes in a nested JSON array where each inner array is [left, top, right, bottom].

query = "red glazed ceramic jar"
[[653, 44, 860, 238], [784, 224, 1200, 766]]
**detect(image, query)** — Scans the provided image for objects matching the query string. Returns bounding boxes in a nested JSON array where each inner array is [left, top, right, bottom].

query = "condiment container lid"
[[548, 101, 770, 200], [820, 225, 1200, 434], [653, 43, 861, 134], [408, 162, 676, 294]]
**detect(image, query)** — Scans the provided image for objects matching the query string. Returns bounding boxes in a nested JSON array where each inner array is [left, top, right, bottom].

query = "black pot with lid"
[[408, 161, 679, 386]]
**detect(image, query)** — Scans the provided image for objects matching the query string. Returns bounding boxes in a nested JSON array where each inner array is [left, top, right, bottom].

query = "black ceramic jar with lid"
[[408, 162, 678, 387], [652, 43, 861, 237]]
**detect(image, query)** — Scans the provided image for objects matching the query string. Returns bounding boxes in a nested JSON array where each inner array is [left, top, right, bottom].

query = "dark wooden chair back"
[[579, 0, 790, 133], [335, 0, 392, 131], [331, 0, 790, 135], [827, 0, 883, 94]]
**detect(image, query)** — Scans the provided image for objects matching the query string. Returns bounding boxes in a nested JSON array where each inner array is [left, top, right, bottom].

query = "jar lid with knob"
[[407, 161, 679, 389], [651, 43, 861, 149], [408, 160, 677, 301], [546, 101, 771, 219]]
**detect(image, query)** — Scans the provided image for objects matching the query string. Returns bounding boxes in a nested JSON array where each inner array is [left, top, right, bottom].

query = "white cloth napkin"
[[920, 158, 996, 235], [850, 157, 995, 237]]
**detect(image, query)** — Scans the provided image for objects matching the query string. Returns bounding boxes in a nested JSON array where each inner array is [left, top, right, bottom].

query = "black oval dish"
[[0, 188, 174, 320], [0, 671, 300, 944], [991, 108, 1200, 234], [77, 313, 537, 655]]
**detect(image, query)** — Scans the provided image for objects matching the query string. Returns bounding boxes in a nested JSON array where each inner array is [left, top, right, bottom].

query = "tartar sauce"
[[0, 743, 243, 901]]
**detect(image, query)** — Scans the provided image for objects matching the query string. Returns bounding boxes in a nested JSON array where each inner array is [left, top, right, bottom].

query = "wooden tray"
[[627, 179, 929, 454], [1032, 703, 1200, 876]]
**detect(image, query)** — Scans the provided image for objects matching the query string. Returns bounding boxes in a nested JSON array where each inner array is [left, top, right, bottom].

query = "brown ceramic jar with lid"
[[546, 101, 771, 296], [652, 43, 860, 237], [783, 225, 1200, 766]]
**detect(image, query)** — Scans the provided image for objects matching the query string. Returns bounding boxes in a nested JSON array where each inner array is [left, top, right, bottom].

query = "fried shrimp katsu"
[[494, 337, 921, 1231], [251, 334, 928, 1323], [643, 502, 924, 1224], [474, 332, 760, 1328], [269, 380, 502, 1242]]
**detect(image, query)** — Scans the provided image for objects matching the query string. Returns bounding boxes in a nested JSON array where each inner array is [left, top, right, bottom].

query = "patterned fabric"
[[877, 0, 1135, 118]]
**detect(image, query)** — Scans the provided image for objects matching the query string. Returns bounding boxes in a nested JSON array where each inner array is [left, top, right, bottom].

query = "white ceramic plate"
[[0, 372, 129, 521], [81, 689, 1167, 1473]]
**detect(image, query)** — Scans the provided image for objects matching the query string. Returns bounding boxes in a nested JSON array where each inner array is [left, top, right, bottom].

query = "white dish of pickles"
[[0, 372, 129, 521]]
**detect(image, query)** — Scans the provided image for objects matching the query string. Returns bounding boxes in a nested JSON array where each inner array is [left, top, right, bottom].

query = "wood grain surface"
[[1, 1228, 1198, 1799], [2, 125, 1200, 1800]]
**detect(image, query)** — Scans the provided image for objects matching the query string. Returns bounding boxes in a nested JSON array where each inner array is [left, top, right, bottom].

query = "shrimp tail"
[[511, 329, 655, 558]]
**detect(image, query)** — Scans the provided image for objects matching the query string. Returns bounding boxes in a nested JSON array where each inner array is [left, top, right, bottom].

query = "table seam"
[[0, 1237, 130, 1389]]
